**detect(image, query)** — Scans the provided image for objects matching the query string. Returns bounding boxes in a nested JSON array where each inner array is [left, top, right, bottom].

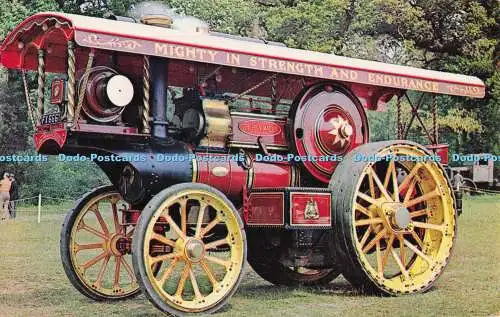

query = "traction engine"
[[0, 7, 486, 316]]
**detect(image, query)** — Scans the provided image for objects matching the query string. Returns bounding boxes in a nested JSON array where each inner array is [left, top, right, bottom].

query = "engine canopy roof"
[[0, 12, 486, 99]]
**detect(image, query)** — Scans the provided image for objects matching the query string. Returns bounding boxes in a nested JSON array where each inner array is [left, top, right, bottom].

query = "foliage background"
[[0, 0, 498, 198]]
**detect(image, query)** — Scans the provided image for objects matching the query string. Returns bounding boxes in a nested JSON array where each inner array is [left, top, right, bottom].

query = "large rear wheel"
[[330, 141, 456, 294], [132, 183, 246, 315]]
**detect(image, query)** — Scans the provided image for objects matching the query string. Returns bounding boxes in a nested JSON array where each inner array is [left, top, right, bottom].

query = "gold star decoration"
[[328, 116, 351, 147]]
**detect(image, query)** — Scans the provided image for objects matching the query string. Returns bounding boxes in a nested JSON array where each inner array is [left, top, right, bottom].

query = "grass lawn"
[[0, 196, 498, 317]]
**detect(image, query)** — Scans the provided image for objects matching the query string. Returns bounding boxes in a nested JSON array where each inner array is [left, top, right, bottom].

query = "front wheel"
[[330, 141, 456, 295], [132, 183, 246, 315]]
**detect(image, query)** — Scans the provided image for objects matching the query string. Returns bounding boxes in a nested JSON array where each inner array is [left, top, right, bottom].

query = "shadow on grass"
[[236, 278, 365, 301], [236, 276, 441, 301]]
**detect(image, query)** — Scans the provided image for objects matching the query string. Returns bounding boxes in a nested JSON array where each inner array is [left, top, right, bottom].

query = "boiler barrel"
[[116, 151, 298, 206], [194, 153, 299, 203]]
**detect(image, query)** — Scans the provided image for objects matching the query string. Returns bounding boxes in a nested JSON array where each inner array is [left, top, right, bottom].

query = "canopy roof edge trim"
[[1, 12, 486, 98]]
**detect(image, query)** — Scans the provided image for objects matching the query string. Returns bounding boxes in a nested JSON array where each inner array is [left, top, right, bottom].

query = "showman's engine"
[[1, 2, 477, 314]]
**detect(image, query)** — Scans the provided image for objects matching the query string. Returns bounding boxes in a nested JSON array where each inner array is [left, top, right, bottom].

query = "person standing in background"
[[453, 171, 464, 191], [9, 174, 19, 219], [0, 172, 12, 221]]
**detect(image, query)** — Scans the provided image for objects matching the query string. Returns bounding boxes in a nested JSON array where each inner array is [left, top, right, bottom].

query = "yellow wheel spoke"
[[120, 257, 135, 282], [95, 255, 110, 287], [74, 242, 103, 253], [112, 203, 121, 234], [93, 207, 110, 236], [195, 203, 207, 238], [189, 268, 203, 299], [82, 251, 106, 270], [391, 247, 410, 279], [381, 234, 395, 270], [412, 221, 445, 232], [149, 252, 178, 266], [359, 226, 372, 248], [113, 256, 122, 288], [80, 222, 107, 239], [383, 160, 394, 189], [404, 189, 439, 208], [369, 167, 392, 201], [400, 163, 423, 189], [180, 199, 187, 234], [204, 255, 231, 269], [355, 203, 370, 217], [410, 231, 425, 249], [166, 215, 186, 240], [355, 217, 383, 226], [403, 239, 433, 265], [175, 264, 191, 298], [404, 177, 418, 203], [204, 238, 228, 250], [158, 258, 179, 286], [200, 217, 220, 238], [410, 209, 428, 218], [398, 234, 406, 268], [391, 163, 400, 202], [368, 171, 376, 198], [362, 228, 387, 253], [358, 192, 378, 205], [151, 233, 176, 248], [383, 159, 400, 202], [200, 260, 218, 286]]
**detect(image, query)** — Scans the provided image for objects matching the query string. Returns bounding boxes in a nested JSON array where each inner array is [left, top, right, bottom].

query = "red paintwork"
[[292, 84, 369, 183], [34, 124, 67, 150], [290, 192, 331, 226], [246, 192, 284, 225], [425, 143, 449, 165], [230, 115, 288, 148], [239, 120, 281, 137], [50, 78, 65, 104], [251, 161, 298, 188], [195, 153, 297, 201], [123, 209, 141, 225], [195, 153, 246, 199]]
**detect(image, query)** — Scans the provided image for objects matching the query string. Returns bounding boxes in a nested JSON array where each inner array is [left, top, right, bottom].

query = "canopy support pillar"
[[66, 41, 76, 125], [36, 49, 45, 124], [142, 55, 151, 134], [432, 95, 438, 144], [396, 96, 402, 139]]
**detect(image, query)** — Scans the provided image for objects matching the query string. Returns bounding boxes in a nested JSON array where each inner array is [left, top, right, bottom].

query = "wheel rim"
[[351, 144, 455, 293], [70, 191, 138, 296], [143, 189, 245, 313]]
